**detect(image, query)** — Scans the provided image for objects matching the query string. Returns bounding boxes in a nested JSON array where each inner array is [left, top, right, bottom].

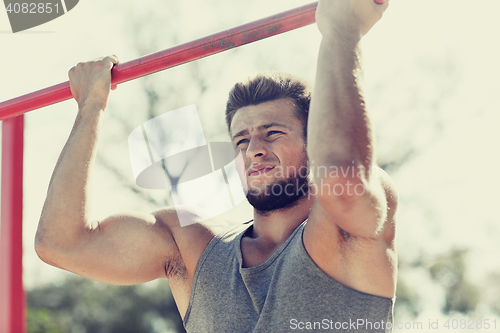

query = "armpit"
[[164, 252, 187, 279]]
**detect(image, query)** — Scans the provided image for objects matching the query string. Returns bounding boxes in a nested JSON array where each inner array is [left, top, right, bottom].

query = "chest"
[[184, 234, 393, 333], [240, 237, 284, 268]]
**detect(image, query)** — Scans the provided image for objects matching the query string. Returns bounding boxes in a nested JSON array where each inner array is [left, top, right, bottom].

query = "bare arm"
[[307, 0, 396, 240], [34, 56, 196, 285]]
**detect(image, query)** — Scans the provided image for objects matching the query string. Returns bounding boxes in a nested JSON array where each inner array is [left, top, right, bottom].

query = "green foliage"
[[28, 308, 64, 333], [394, 277, 420, 318], [429, 248, 480, 314], [27, 277, 185, 333], [483, 271, 500, 316]]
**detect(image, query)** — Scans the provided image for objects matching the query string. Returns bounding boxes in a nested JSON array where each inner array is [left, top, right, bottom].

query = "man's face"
[[230, 99, 311, 213]]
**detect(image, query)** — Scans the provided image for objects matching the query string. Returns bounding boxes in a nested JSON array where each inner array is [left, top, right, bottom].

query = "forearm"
[[32, 56, 178, 283], [306, 0, 391, 238], [36, 106, 103, 252], [307, 32, 388, 237], [307, 33, 375, 174]]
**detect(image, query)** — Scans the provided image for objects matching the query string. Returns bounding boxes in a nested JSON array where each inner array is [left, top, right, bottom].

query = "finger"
[[373, 0, 389, 13], [94, 55, 118, 73], [105, 54, 119, 65], [108, 55, 119, 91], [108, 55, 119, 90], [91, 55, 119, 68]]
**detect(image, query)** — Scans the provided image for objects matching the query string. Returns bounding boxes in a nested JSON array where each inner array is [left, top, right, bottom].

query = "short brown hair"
[[225, 73, 311, 140]]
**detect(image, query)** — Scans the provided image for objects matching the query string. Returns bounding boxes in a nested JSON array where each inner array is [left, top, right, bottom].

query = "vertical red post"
[[0, 115, 25, 333]]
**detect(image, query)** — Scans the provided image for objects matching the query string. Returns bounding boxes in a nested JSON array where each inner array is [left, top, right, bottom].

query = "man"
[[35, 0, 397, 332]]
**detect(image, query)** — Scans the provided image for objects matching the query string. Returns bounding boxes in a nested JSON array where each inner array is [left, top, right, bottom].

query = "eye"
[[236, 138, 249, 146], [267, 130, 282, 137]]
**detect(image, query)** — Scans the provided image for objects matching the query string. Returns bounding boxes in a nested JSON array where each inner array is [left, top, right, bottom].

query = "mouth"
[[248, 166, 275, 177]]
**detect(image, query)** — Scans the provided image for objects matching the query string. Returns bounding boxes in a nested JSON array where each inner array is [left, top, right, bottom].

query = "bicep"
[[315, 166, 397, 241], [51, 211, 179, 285]]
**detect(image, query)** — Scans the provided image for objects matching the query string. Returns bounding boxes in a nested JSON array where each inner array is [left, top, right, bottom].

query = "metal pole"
[[0, 115, 25, 333], [0, 2, 318, 121]]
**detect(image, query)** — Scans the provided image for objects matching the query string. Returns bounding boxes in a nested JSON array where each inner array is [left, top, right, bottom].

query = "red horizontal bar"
[[0, 2, 317, 121]]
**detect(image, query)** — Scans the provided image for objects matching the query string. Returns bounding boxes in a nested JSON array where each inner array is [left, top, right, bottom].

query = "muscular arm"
[[307, 0, 395, 240], [34, 57, 207, 285]]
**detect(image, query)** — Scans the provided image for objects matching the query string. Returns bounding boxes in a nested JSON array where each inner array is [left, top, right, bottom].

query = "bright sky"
[[2, 0, 500, 328]]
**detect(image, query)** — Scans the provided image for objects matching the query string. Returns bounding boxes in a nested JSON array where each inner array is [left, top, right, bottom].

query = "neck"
[[249, 193, 315, 245]]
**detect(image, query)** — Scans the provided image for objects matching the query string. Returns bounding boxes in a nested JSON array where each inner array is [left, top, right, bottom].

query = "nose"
[[245, 137, 267, 160]]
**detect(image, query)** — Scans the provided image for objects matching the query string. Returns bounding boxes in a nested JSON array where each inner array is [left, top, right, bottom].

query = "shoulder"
[[306, 166, 398, 245], [152, 205, 239, 239], [152, 205, 242, 277]]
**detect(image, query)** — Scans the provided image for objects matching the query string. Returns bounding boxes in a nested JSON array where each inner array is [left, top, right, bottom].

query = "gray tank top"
[[183, 220, 394, 332]]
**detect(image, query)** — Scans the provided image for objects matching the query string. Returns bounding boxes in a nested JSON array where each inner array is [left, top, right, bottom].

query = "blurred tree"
[[429, 248, 480, 314], [28, 277, 185, 333], [28, 308, 64, 333], [394, 274, 420, 318], [483, 271, 500, 316], [374, 53, 459, 172]]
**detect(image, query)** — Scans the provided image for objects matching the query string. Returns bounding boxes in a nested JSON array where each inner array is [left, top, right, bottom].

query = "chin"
[[246, 176, 311, 214]]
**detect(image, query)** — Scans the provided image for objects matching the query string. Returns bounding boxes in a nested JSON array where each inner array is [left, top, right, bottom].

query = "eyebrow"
[[232, 122, 291, 141]]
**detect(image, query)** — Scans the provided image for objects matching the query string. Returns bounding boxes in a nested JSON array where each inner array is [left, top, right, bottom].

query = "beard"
[[246, 166, 311, 215]]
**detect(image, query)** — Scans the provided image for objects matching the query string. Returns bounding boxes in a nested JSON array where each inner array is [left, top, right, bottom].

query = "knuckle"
[[96, 58, 108, 65]]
